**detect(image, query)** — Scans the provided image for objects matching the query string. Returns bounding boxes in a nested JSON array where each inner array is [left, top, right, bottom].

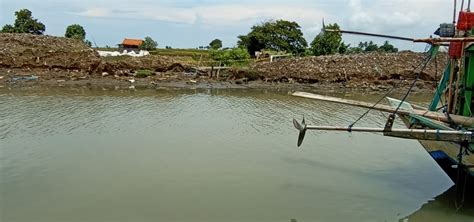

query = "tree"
[[140, 36, 157, 50], [309, 23, 343, 56], [238, 20, 307, 56], [65, 24, 86, 41], [85, 40, 92, 47], [364, 41, 378, 52], [345, 41, 399, 54], [1, 9, 45, 34], [209, 39, 223, 50], [1, 25, 16, 33], [338, 42, 351, 54], [378, 41, 398, 53]]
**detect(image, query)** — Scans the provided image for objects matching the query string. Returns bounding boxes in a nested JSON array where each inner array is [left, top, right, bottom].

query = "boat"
[[292, 1, 474, 196]]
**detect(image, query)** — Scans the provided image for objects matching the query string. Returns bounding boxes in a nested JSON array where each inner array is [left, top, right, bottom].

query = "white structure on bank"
[[97, 50, 150, 58]]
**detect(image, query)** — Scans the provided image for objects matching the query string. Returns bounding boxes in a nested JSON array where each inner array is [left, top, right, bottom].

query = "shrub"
[[209, 48, 251, 66], [135, 69, 154, 78]]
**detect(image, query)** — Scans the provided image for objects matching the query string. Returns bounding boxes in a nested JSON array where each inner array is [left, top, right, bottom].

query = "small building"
[[118, 38, 144, 52]]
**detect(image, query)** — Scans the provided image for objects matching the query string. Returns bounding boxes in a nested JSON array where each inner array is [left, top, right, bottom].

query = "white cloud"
[[345, 0, 451, 34], [63, 0, 455, 50], [77, 8, 111, 17], [73, 2, 327, 27]]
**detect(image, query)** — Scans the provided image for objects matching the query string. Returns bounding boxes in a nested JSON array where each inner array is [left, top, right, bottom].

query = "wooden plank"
[[301, 125, 473, 143], [198, 66, 232, 71], [292, 91, 474, 127]]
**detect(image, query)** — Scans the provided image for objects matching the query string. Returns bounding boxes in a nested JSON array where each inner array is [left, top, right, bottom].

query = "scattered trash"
[[102, 72, 109, 77], [97, 50, 150, 58], [11, 75, 39, 81], [253, 52, 445, 86], [129, 79, 136, 83], [184, 72, 197, 77], [129, 85, 135, 89], [0, 76, 4, 80]]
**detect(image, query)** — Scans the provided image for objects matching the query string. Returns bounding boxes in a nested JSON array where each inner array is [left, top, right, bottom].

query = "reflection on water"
[[403, 186, 474, 221], [0, 87, 472, 222]]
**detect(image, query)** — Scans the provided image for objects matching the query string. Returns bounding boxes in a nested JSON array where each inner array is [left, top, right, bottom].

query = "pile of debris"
[[0, 33, 101, 72], [99, 55, 192, 76], [253, 51, 447, 88], [0, 33, 192, 78]]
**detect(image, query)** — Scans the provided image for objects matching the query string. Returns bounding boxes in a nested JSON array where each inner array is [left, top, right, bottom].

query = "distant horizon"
[[1, 0, 454, 51]]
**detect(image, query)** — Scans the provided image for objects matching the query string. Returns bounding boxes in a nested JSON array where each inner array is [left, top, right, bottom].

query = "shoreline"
[[0, 74, 437, 95]]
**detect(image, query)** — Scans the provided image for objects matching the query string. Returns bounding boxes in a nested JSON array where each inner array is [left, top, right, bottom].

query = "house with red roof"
[[118, 38, 144, 51]]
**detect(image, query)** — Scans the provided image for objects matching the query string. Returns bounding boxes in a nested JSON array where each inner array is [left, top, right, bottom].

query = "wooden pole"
[[301, 125, 473, 143], [325, 29, 414, 41], [447, 60, 456, 113], [216, 61, 222, 79], [292, 91, 474, 127]]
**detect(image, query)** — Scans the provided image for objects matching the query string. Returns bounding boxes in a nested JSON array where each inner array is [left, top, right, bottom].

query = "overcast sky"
[[0, 0, 455, 51]]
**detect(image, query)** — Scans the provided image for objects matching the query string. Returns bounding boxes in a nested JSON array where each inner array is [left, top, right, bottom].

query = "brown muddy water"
[[0, 87, 473, 222]]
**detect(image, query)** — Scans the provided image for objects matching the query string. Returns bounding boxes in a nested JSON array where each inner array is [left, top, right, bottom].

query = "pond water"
[[1, 87, 472, 222]]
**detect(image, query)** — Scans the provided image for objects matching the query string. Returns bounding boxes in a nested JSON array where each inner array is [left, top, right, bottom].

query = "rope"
[[455, 143, 469, 211], [348, 46, 433, 129], [391, 54, 433, 116]]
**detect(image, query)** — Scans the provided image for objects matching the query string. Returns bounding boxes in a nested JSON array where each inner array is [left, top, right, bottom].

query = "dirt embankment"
[[0, 33, 101, 71], [0, 33, 193, 86], [0, 33, 445, 91], [251, 52, 446, 90]]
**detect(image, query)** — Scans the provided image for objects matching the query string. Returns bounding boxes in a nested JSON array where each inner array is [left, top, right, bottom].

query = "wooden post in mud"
[[216, 61, 222, 79]]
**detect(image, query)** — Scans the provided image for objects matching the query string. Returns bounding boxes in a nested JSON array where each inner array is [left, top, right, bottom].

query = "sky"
[[0, 0, 456, 51]]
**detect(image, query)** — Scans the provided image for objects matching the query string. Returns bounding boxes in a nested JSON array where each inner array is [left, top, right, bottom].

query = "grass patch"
[[135, 69, 154, 78]]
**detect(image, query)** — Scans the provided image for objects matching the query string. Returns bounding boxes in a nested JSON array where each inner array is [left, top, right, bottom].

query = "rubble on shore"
[[0, 33, 444, 92], [251, 52, 446, 90]]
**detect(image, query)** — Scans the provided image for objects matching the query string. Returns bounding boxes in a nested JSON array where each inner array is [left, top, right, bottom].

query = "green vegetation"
[[141, 36, 158, 51], [135, 69, 154, 78], [378, 41, 399, 53], [310, 23, 343, 56], [347, 41, 398, 53], [65, 24, 86, 41], [1, 9, 45, 35], [85, 40, 93, 47], [209, 39, 223, 50], [209, 48, 251, 66], [238, 20, 307, 56]]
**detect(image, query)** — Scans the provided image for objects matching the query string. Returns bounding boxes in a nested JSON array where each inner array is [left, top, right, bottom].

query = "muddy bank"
[[0, 33, 443, 92], [251, 51, 446, 89]]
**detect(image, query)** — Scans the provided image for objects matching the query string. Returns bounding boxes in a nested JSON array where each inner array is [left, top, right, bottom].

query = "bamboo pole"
[[447, 60, 456, 113], [301, 125, 473, 143], [413, 37, 474, 44], [292, 91, 474, 127], [324, 29, 414, 41]]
